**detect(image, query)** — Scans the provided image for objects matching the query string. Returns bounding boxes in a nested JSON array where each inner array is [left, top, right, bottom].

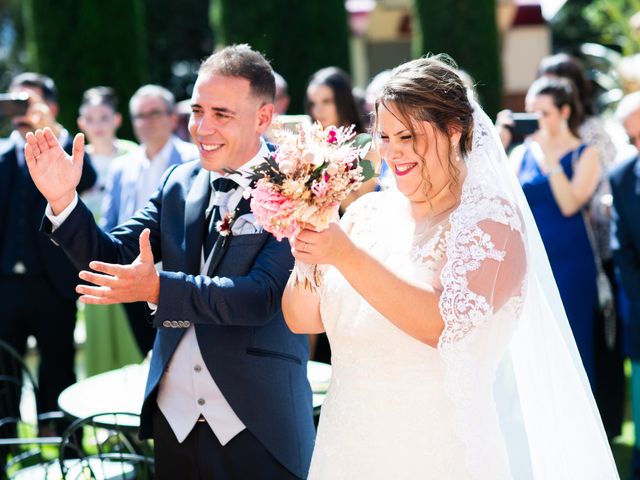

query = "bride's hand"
[[291, 222, 354, 266]]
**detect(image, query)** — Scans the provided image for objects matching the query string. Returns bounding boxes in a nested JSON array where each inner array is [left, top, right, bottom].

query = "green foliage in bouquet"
[[354, 133, 375, 182]]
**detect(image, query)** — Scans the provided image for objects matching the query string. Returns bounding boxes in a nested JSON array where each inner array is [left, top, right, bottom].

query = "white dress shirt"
[[136, 136, 177, 211]]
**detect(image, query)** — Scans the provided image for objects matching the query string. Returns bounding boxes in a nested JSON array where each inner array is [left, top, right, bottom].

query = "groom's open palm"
[[24, 127, 85, 213]]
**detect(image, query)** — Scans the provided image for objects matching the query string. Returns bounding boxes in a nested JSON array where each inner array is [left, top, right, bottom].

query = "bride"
[[282, 56, 618, 479]]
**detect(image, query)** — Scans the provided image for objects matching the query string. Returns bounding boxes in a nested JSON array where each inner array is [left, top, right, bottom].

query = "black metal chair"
[[58, 412, 154, 480], [0, 339, 64, 479]]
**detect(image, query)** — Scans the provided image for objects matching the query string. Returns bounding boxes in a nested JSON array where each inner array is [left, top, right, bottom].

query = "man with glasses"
[[101, 84, 198, 355], [610, 91, 640, 480]]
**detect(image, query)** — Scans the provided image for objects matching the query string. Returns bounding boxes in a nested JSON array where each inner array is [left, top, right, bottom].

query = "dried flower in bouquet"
[[242, 122, 374, 290]]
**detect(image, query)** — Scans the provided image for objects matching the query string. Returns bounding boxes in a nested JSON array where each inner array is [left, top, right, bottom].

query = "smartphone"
[[508, 112, 539, 146], [0, 93, 29, 118]]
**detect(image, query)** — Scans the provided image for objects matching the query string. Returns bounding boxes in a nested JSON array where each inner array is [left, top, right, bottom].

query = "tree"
[[549, 0, 601, 53], [22, 0, 147, 139], [584, 0, 640, 55], [413, 0, 502, 117], [211, 0, 351, 113], [0, 0, 28, 136], [143, 0, 213, 101]]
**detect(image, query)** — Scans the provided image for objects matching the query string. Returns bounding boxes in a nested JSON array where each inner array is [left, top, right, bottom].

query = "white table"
[[58, 361, 331, 427]]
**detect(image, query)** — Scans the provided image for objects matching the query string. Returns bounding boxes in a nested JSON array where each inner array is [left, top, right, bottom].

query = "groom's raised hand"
[[24, 127, 85, 215], [76, 229, 161, 305]]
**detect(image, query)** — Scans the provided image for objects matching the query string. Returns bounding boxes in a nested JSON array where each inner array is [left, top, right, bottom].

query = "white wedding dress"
[[310, 191, 519, 479], [307, 102, 619, 479]]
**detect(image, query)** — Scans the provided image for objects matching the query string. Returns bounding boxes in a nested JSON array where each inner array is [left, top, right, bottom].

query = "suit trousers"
[[0, 275, 76, 418], [152, 408, 302, 480]]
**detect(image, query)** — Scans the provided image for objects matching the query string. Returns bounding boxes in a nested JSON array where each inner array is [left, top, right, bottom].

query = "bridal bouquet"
[[243, 122, 373, 290]]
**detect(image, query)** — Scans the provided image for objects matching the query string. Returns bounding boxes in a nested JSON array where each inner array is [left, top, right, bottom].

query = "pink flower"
[[311, 180, 329, 198]]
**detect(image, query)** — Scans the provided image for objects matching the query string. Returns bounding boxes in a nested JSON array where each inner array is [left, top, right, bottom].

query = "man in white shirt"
[[100, 84, 198, 354], [25, 45, 314, 480]]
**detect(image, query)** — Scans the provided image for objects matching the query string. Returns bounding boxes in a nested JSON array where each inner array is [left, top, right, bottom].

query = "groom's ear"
[[256, 103, 274, 134]]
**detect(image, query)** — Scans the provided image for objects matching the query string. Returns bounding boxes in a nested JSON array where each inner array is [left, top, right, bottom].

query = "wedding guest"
[[76, 86, 141, 376], [0, 73, 96, 441], [305, 67, 363, 133], [537, 53, 623, 440], [274, 72, 290, 116], [610, 91, 640, 480], [77, 87, 137, 216], [511, 76, 601, 386]]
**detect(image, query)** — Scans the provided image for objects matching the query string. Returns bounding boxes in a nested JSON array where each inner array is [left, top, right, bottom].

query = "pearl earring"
[[451, 143, 460, 162]]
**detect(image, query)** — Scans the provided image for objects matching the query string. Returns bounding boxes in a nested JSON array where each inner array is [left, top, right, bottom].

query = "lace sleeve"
[[437, 198, 526, 350]]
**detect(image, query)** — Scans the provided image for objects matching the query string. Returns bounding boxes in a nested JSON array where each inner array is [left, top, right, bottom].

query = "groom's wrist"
[[50, 191, 77, 216]]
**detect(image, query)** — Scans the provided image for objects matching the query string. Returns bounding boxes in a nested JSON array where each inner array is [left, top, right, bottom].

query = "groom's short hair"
[[199, 44, 275, 104]]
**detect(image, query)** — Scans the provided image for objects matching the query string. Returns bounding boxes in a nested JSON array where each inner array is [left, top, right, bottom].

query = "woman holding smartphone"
[[511, 76, 601, 388]]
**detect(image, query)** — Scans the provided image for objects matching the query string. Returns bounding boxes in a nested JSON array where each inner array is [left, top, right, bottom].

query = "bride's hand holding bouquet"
[[291, 221, 356, 269]]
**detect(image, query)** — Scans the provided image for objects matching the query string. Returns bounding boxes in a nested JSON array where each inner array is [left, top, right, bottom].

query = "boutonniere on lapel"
[[215, 209, 238, 243]]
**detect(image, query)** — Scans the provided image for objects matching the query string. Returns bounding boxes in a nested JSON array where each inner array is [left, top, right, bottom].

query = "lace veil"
[[431, 101, 618, 478]]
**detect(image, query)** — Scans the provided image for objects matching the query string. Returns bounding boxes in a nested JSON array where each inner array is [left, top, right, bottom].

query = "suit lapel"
[[184, 168, 210, 274]]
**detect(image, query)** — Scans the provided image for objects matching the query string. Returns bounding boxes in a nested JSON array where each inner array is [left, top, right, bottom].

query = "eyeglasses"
[[131, 110, 170, 121]]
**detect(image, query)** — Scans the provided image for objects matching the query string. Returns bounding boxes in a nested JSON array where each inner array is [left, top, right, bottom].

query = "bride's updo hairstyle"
[[374, 55, 475, 193]]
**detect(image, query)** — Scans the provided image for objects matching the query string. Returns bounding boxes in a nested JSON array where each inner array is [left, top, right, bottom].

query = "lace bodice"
[[309, 191, 522, 479]]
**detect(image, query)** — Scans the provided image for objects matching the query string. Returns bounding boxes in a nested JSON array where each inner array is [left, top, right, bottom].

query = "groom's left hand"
[[76, 228, 160, 305]]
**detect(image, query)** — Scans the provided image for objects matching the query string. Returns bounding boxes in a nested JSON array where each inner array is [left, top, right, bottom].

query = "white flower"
[[301, 149, 316, 165], [325, 162, 339, 176], [279, 160, 294, 175]]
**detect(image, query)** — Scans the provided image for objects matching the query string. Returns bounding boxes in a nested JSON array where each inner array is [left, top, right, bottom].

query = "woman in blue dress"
[[512, 77, 602, 385]]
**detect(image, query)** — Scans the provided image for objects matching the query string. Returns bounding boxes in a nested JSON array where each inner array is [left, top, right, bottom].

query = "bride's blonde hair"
[[374, 54, 475, 198]]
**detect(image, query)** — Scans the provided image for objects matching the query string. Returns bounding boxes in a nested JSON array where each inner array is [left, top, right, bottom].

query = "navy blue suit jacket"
[[0, 134, 96, 301], [43, 159, 315, 478], [610, 154, 640, 358]]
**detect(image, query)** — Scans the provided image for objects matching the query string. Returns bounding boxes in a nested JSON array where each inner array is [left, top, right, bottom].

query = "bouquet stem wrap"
[[292, 259, 325, 292]]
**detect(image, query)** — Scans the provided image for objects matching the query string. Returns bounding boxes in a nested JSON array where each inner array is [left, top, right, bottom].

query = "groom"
[[25, 45, 315, 479]]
